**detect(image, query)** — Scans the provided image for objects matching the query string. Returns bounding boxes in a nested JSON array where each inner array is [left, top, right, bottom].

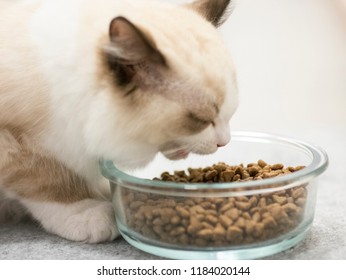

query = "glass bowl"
[[100, 131, 328, 259]]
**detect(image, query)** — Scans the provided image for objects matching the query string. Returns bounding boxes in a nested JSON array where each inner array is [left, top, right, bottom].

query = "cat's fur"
[[0, 0, 238, 243]]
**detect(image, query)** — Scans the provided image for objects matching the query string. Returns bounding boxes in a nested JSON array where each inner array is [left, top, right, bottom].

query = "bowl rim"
[[99, 131, 329, 190]]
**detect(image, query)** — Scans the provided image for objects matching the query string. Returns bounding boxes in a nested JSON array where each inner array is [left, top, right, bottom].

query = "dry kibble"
[[235, 217, 246, 228], [219, 215, 233, 227], [176, 206, 189, 218], [226, 226, 243, 242], [263, 216, 277, 229], [258, 159, 268, 168], [197, 228, 214, 239], [253, 222, 264, 238], [269, 204, 289, 223], [204, 170, 218, 181], [245, 220, 256, 235], [295, 197, 306, 207], [205, 214, 218, 225], [170, 226, 185, 237], [258, 197, 267, 208], [201, 221, 214, 229], [248, 166, 260, 177], [187, 215, 202, 234], [129, 201, 145, 210], [271, 163, 284, 170], [252, 212, 261, 222], [123, 161, 306, 247], [248, 196, 258, 207], [282, 203, 300, 215], [213, 223, 226, 238], [225, 208, 239, 220], [221, 170, 235, 182], [220, 202, 234, 213], [242, 212, 251, 220], [170, 215, 181, 225], [292, 187, 305, 199], [235, 201, 251, 211], [272, 195, 287, 205]]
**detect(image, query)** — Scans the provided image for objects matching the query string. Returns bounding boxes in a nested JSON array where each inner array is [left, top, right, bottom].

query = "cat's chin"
[[162, 149, 190, 161]]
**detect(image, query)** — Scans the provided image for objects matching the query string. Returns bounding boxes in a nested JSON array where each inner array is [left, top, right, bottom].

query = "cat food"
[[121, 160, 307, 247]]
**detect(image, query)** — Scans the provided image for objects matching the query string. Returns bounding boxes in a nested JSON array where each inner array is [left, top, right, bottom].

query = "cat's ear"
[[187, 0, 233, 27], [106, 17, 165, 65], [103, 17, 166, 86]]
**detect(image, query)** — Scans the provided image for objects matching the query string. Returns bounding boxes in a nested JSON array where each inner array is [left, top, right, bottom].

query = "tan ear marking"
[[108, 16, 165, 65], [187, 0, 233, 27]]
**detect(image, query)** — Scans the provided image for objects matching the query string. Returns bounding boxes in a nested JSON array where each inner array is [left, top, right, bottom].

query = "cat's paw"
[[62, 201, 119, 243], [23, 199, 119, 243]]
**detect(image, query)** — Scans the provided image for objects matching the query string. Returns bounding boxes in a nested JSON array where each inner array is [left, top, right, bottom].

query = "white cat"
[[0, 0, 238, 243]]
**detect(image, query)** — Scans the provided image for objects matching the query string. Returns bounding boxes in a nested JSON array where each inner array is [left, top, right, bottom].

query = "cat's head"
[[92, 0, 238, 168]]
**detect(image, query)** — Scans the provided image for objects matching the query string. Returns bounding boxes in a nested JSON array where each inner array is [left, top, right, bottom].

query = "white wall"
[[164, 0, 346, 136], [223, 0, 346, 133]]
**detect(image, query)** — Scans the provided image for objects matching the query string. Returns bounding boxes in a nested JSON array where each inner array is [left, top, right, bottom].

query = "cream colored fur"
[[0, 0, 238, 243]]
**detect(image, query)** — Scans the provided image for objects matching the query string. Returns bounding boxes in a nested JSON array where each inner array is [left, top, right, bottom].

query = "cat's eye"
[[187, 112, 212, 130]]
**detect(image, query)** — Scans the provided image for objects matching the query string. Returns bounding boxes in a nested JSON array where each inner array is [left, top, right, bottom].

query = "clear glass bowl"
[[100, 131, 328, 259]]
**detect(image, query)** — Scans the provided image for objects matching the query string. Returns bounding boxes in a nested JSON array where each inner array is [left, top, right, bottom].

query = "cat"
[[0, 0, 238, 243]]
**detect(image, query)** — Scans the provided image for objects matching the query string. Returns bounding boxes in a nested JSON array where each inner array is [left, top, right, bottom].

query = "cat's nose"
[[216, 133, 230, 148]]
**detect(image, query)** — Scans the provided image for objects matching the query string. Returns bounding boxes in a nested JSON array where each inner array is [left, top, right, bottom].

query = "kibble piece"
[[178, 234, 189, 245], [200, 201, 212, 209], [258, 197, 267, 208], [242, 212, 251, 220], [214, 164, 227, 172], [269, 204, 289, 223], [271, 163, 284, 170], [176, 206, 189, 218], [195, 238, 208, 246], [226, 226, 243, 242], [170, 226, 185, 237], [252, 212, 261, 222], [187, 215, 202, 234], [235, 201, 251, 211], [205, 214, 218, 225], [204, 170, 218, 181], [292, 187, 305, 199], [205, 209, 218, 216], [225, 208, 239, 220], [197, 228, 214, 239], [258, 159, 268, 168], [253, 222, 264, 238], [248, 166, 260, 177], [235, 217, 246, 228], [170, 215, 181, 225], [272, 195, 287, 205], [221, 170, 235, 182], [213, 223, 226, 239], [152, 217, 163, 226], [220, 202, 234, 213], [190, 205, 205, 214], [248, 196, 258, 207], [245, 220, 256, 235], [262, 216, 277, 229], [295, 197, 306, 207], [219, 215, 233, 228], [201, 221, 214, 229], [282, 203, 299, 215]]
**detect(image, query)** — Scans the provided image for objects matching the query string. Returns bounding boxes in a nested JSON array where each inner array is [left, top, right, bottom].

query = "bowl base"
[[118, 222, 311, 260]]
